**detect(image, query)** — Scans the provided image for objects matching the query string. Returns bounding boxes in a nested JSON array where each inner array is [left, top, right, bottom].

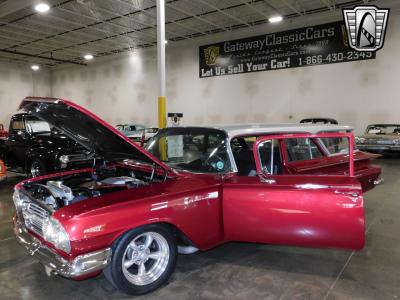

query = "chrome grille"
[[376, 139, 394, 145], [22, 202, 49, 236]]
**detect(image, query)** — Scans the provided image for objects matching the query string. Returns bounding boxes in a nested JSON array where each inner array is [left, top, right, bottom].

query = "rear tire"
[[104, 224, 177, 295]]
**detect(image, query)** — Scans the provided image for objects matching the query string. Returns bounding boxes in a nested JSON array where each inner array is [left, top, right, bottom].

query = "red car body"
[[0, 123, 7, 138], [13, 97, 381, 283]]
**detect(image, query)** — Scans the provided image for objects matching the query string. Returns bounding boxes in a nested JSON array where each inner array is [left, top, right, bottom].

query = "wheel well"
[[112, 222, 197, 249], [25, 156, 52, 174]]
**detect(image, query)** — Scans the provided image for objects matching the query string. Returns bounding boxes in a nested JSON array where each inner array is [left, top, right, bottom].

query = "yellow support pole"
[[158, 96, 167, 161], [158, 96, 167, 129]]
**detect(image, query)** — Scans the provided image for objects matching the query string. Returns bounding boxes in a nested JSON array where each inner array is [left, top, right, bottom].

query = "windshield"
[[146, 128, 232, 173], [367, 125, 400, 135], [26, 119, 51, 133]]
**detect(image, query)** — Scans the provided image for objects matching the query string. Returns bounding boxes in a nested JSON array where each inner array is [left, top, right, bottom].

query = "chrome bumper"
[[357, 145, 400, 151], [373, 178, 384, 186], [14, 219, 111, 278]]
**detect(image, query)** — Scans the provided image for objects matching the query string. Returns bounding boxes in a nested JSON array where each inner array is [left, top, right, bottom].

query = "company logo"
[[204, 46, 220, 66], [343, 6, 389, 52]]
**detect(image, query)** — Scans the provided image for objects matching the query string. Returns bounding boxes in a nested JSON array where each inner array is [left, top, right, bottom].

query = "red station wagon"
[[13, 97, 382, 295]]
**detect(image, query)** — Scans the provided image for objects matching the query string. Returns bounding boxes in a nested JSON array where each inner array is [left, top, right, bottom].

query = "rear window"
[[285, 138, 324, 162], [320, 137, 350, 155], [10, 120, 25, 132]]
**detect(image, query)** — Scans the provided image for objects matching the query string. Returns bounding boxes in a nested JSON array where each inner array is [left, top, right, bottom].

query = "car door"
[[223, 132, 365, 250]]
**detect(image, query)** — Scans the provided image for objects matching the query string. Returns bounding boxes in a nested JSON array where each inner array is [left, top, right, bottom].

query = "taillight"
[[0, 160, 4, 175]]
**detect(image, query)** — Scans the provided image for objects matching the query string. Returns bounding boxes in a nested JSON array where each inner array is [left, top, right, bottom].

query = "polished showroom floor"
[[0, 158, 399, 300]]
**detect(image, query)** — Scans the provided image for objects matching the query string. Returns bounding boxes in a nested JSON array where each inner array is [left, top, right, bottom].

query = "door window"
[[257, 139, 283, 175]]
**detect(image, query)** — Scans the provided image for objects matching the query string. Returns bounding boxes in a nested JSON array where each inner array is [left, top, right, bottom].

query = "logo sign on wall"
[[199, 21, 376, 78], [343, 6, 390, 52]]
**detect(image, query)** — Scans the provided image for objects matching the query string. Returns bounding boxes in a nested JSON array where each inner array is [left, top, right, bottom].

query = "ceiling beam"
[[167, 3, 228, 32], [280, 0, 304, 16], [321, 0, 335, 11], [196, 0, 252, 27], [0, 0, 32, 18], [0, 49, 86, 65], [237, 0, 269, 19]]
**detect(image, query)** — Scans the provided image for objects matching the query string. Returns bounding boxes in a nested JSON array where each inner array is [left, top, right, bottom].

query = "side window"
[[10, 120, 25, 133], [285, 138, 324, 162], [231, 137, 256, 176], [257, 139, 283, 175]]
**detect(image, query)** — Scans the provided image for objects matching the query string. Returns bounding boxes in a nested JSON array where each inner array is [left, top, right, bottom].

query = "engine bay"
[[22, 164, 166, 210]]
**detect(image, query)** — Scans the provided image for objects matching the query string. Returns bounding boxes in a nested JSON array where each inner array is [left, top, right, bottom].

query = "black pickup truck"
[[0, 113, 92, 177]]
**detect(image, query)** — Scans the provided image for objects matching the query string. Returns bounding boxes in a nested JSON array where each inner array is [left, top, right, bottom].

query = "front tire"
[[104, 224, 177, 295], [29, 159, 47, 177]]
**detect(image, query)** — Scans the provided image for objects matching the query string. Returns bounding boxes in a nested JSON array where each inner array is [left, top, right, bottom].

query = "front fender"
[[55, 184, 224, 259]]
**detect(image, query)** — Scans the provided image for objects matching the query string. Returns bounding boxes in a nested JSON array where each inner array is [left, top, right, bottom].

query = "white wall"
[[0, 62, 51, 127], [40, 6, 400, 134]]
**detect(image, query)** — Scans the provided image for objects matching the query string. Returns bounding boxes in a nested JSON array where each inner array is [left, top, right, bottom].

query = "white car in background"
[[143, 127, 159, 142], [115, 123, 146, 142]]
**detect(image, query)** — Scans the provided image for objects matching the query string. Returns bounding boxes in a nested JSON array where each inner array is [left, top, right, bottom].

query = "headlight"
[[43, 217, 71, 253], [59, 155, 69, 164], [355, 137, 365, 144], [12, 189, 28, 210]]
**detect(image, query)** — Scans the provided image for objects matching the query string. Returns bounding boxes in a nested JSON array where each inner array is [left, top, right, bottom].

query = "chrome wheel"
[[122, 232, 170, 286], [30, 161, 43, 177]]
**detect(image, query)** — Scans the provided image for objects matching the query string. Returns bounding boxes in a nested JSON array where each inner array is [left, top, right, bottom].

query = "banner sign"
[[199, 21, 375, 78]]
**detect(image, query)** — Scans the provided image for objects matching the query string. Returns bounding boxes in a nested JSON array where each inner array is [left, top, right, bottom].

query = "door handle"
[[334, 190, 359, 197], [261, 178, 276, 184]]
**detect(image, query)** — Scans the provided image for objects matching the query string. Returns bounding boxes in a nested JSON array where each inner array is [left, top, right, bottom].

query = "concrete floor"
[[0, 158, 399, 300]]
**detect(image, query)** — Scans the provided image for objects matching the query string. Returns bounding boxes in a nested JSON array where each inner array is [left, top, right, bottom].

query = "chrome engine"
[[100, 176, 146, 187], [26, 176, 147, 210], [45, 181, 74, 207]]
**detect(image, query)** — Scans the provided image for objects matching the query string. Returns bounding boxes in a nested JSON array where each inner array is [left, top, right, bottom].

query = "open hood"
[[19, 97, 172, 172]]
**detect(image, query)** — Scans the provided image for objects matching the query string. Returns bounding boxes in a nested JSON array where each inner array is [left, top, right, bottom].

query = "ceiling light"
[[35, 3, 50, 13], [31, 65, 40, 71], [84, 54, 94, 60], [269, 16, 283, 23]]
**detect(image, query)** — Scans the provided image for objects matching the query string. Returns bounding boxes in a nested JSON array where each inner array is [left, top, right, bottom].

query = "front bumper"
[[357, 145, 400, 152], [14, 219, 111, 278]]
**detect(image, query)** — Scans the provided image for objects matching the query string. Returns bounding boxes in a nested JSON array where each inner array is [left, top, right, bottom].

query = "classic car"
[[116, 123, 146, 140], [0, 123, 8, 138], [356, 124, 400, 154], [13, 97, 382, 295], [143, 127, 159, 142], [300, 118, 338, 124], [0, 113, 92, 177], [0, 159, 6, 182]]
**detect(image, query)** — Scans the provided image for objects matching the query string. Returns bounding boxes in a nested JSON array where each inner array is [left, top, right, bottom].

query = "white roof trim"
[[209, 123, 353, 138]]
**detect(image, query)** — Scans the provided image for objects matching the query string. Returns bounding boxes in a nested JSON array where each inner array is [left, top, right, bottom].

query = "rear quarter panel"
[[284, 151, 381, 191]]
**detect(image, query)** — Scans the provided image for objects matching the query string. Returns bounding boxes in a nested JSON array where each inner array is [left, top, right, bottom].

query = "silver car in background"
[[356, 124, 400, 154]]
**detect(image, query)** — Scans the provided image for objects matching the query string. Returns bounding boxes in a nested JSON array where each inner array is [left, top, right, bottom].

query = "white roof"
[[211, 123, 353, 139]]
